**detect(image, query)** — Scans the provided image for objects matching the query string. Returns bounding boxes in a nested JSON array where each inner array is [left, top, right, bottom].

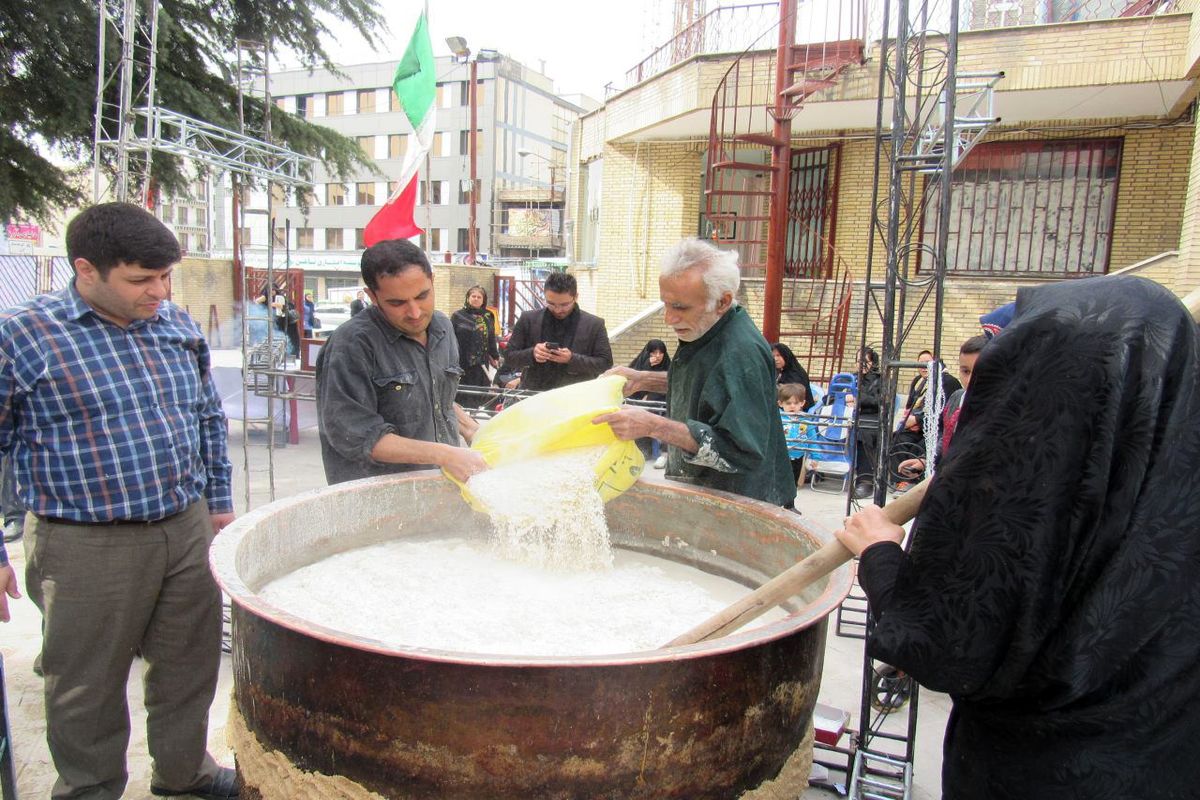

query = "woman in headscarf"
[[836, 276, 1200, 798], [628, 339, 671, 464], [450, 285, 499, 406], [770, 342, 814, 409]]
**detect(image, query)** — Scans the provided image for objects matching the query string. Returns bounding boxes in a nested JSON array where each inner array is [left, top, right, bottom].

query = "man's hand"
[[602, 366, 657, 397], [898, 457, 925, 477], [533, 342, 553, 363], [504, 377, 521, 390], [545, 346, 572, 364], [0, 565, 20, 623], [592, 408, 661, 441], [211, 512, 236, 536], [454, 403, 480, 444], [834, 504, 905, 557], [441, 447, 489, 483]]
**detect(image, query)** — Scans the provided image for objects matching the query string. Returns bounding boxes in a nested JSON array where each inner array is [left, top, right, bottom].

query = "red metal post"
[[762, 0, 797, 342]]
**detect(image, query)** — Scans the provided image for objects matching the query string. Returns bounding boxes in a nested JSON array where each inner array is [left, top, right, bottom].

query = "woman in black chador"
[[450, 285, 499, 406], [836, 275, 1200, 799], [770, 342, 813, 409]]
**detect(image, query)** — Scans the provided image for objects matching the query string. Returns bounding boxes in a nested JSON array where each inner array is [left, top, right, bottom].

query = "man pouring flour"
[[596, 238, 795, 508]]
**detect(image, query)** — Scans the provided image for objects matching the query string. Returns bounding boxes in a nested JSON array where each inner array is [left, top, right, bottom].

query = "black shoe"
[[151, 767, 239, 799], [852, 482, 874, 500]]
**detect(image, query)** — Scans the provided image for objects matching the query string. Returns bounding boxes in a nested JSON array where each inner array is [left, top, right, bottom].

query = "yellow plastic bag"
[[449, 375, 645, 512]]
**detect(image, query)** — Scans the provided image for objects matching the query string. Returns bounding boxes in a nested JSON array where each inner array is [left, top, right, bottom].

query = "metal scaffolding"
[[842, 1, 1001, 797]]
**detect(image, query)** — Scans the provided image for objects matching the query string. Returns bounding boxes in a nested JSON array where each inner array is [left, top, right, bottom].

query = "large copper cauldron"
[[210, 472, 852, 799]]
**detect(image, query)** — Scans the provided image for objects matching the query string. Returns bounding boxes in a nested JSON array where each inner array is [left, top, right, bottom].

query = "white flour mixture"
[[466, 445, 613, 570], [258, 536, 782, 656]]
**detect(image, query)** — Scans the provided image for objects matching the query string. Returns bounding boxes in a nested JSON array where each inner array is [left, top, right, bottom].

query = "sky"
[[279, 0, 677, 101]]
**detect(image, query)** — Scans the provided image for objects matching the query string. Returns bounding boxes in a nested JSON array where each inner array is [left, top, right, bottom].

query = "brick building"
[[566, 0, 1200, 367]]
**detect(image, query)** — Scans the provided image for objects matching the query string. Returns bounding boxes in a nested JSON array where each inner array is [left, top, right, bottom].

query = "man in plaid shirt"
[[0, 203, 238, 799]]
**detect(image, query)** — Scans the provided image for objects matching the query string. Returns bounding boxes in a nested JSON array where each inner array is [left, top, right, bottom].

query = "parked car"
[[314, 302, 352, 337]]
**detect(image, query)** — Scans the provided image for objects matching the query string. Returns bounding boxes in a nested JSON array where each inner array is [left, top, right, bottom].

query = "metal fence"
[[0, 256, 72, 311]]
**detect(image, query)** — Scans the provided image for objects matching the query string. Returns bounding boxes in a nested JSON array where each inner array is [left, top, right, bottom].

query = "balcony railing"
[[625, 2, 781, 87], [962, 0, 1175, 31]]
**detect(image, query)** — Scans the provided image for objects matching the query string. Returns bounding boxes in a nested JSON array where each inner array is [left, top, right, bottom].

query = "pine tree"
[[0, 0, 386, 223]]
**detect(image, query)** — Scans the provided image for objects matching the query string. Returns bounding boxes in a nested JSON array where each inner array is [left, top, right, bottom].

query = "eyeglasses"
[[545, 299, 575, 311]]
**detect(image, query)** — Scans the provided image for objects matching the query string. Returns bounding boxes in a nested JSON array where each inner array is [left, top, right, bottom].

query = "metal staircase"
[[702, 0, 866, 381]]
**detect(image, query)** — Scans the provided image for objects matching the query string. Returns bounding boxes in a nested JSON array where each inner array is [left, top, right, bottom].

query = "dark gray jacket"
[[502, 306, 612, 392], [315, 306, 462, 484]]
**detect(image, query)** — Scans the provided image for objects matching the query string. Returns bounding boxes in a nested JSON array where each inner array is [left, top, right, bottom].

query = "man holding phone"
[[501, 272, 613, 391]]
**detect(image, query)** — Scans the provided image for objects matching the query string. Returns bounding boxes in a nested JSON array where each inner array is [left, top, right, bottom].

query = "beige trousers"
[[24, 502, 222, 800]]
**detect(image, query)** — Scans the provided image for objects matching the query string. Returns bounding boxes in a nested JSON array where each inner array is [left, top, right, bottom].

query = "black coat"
[[502, 306, 613, 392], [858, 276, 1200, 799]]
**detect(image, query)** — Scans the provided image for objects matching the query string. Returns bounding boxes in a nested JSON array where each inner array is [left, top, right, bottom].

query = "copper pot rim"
[[210, 471, 853, 667]]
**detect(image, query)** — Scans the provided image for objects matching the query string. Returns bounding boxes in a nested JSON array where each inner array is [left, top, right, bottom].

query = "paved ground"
[[2, 425, 948, 799]]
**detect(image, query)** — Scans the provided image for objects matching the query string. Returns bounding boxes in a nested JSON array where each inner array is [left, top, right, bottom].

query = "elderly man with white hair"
[[595, 238, 796, 507]]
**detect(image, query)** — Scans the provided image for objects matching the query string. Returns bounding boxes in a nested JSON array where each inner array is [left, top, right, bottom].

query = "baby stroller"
[[804, 373, 857, 494]]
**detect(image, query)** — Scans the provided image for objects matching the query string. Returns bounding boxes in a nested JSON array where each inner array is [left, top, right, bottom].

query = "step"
[[711, 160, 778, 172], [705, 189, 774, 197], [781, 78, 838, 97], [733, 132, 788, 148]]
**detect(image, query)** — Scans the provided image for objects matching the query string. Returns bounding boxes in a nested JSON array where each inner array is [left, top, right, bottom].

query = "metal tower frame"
[[92, 0, 315, 203], [843, 1, 1001, 797]]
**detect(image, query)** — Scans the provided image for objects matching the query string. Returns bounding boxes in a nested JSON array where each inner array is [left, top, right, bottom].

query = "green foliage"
[[0, 0, 385, 224]]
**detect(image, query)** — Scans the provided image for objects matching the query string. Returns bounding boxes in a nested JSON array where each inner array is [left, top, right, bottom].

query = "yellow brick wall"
[[1179, 121, 1200, 293], [172, 257, 235, 345], [433, 264, 499, 316]]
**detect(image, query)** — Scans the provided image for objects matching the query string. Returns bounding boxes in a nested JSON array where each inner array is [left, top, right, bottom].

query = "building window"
[[432, 132, 443, 158], [356, 182, 376, 205], [458, 183, 471, 205], [355, 228, 366, 249], [457, 228, 479, 252], [389, 133, 407, 159], [474, 80, 486, 107], [239, 227, 252, 246], [436, 83, 447, 108], [326, 92, 344, 116], [419, 180, 445, 205], [357, 136, 375, 158], [195, 233, 207, 251], [195, 208, 207, 226], [273, 227, 286, 247], [390, 90, 402, 113], [578, 158, 602, 263], [357, 89, 376, 114], [270, 184, 287, 206], [295, 94, 312, 118], [297, 227, 314, 249], [327, 183, 347, 206], [275, 97, 286, 109], [926, 138, 1123, 277], [178, 232, 189, 251], [429, 228, 442, 250], [177, 206, 189, 225], [459, 130, 471, 156], [326, 228, 344, 250]]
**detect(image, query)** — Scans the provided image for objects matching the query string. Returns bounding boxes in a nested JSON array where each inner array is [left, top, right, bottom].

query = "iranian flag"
[[363, 13, 436, 246]]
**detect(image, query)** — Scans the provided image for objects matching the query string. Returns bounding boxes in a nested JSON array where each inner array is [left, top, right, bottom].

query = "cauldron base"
[[228, 700, 815, 800]]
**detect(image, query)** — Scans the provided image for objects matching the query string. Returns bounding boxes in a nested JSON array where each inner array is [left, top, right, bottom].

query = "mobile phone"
[[546, 342, 561, 350]]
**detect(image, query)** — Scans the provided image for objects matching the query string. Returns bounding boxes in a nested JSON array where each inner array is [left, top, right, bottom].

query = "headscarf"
[[770, 342, 813, 409], [629, 339, 670, 372], [979, 301, 1015, 339], [870, 275, 1200, 791]]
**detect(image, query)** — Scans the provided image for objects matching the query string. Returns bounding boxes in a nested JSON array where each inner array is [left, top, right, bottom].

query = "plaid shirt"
[[0, 284, 233, 533]]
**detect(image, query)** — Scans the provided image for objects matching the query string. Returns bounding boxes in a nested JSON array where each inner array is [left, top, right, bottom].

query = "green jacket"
[[665, 306, 796, 506]]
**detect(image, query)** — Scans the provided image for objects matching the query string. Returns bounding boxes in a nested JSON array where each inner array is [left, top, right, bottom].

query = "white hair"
[[660, 238, 740, 311]]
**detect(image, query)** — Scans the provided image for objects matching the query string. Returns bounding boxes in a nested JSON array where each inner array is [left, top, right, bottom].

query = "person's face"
[[917, 351, 932, 376], [467, 289, 485, 309], [780, 396, 803, 413], [367, 267, 435, 340], [660, 268, 730, 342], [959, 351, 980, 389], [543, 289, 576, 320], [773, 349, 785, 370], [648, 349, 664, 367], [74, 259, 173, 327]]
